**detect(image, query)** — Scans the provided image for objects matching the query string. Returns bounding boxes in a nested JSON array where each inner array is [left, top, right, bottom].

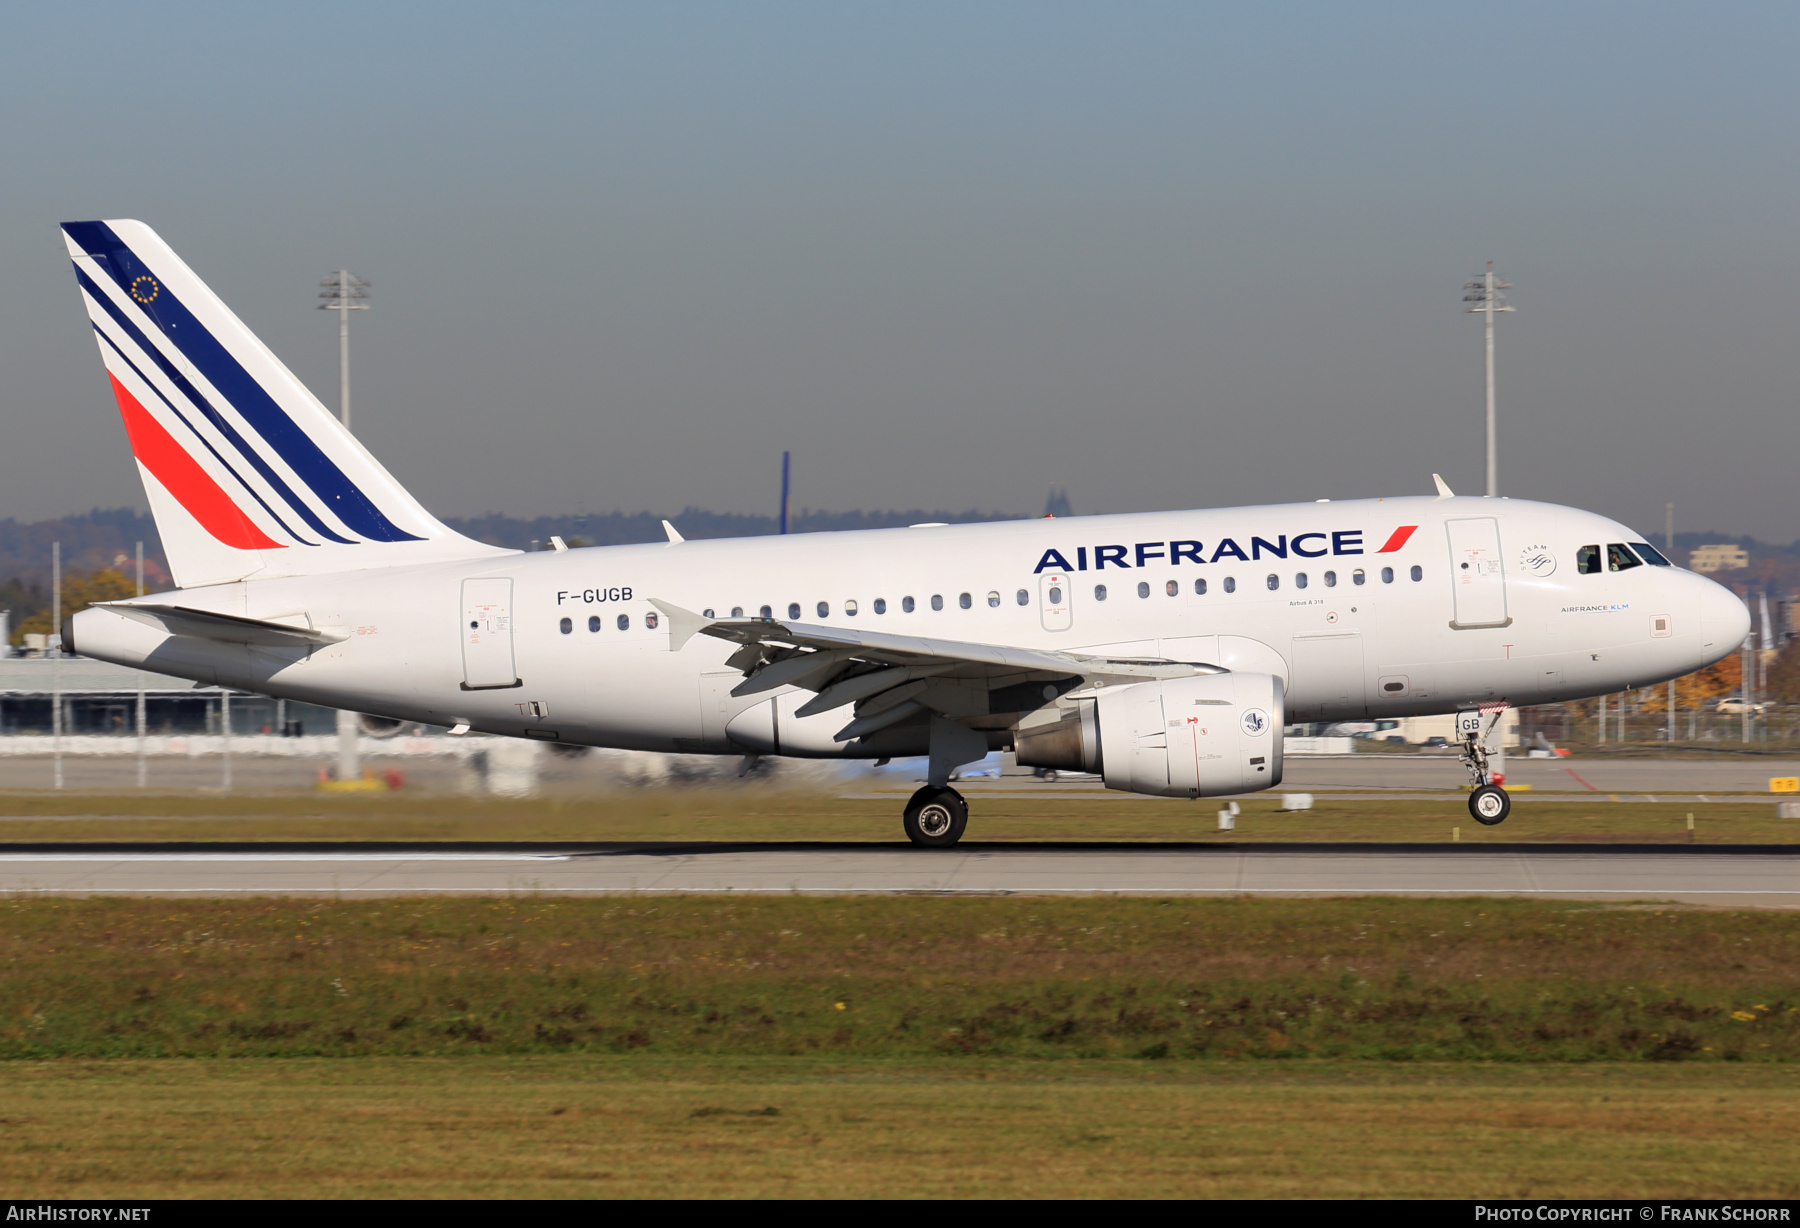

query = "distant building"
[[1688, 543, 1748, 573], [1043, 487, 1072, 518]]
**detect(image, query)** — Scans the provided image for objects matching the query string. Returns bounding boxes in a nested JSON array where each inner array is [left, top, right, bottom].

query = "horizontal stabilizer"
[[99, 603, 346, 647]]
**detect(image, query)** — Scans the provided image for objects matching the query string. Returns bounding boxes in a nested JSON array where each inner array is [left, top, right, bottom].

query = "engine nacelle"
[[1014, 672, 1283, 798]]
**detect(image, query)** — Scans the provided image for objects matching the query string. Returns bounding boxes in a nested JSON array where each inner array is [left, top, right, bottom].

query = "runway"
[[0, 843, 1794, 905]]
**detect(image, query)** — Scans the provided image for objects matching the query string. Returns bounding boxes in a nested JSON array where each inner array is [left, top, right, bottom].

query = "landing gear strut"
[[903, 785, 968, 848], [1457, 708, 1510, 826]]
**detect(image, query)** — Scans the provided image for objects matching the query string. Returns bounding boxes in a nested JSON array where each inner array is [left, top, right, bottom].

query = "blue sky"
[[3, 2, 1798, 536]]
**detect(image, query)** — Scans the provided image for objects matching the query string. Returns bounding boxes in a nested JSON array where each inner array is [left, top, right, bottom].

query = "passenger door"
[[461, 577, 519, 689], [1446, 518, 1509, 628]]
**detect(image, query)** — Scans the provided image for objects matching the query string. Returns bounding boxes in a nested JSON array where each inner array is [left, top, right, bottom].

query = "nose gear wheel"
[[1468, 784, 1510, 826]]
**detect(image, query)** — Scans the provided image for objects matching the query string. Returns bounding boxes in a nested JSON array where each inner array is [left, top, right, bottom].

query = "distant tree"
[[1765, 640, 1800, 704], [12, 568, 137, 641], [1635, 656, 1743, 713]]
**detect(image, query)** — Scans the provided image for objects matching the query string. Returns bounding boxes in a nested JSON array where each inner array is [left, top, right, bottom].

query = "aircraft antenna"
[[1462, 262, 1514, 497], [318, 270, 371, 430]]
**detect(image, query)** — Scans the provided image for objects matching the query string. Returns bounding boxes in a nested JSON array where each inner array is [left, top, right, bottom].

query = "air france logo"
[[1241, 708, 1271, 736], [1032, 526, 1417, 573]]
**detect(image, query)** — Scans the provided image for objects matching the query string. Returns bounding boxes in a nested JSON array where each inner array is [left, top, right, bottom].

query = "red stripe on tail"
[[1376, 524, 1418, 553], [107, 373, 284, 551]]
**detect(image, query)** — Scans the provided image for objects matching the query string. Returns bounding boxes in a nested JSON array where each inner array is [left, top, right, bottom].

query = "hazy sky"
[[3, 2, 1798, 538]]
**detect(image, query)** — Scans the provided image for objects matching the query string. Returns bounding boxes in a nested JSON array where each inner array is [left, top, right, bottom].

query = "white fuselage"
[[72, 495, 1749, 756]]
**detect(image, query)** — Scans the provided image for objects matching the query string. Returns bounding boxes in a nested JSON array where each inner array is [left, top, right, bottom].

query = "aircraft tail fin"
[[60, 220, 509, 588]]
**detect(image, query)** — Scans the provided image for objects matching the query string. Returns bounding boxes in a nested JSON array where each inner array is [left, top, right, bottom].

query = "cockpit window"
[[1631, 542, 1673, 566], [1576, 545, 1602, 574], [1607, 543, 1642, 572]]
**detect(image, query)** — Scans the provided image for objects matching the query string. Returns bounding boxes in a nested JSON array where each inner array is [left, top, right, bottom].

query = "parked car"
[[1422, 736, 1452, 748], [1715, 696, 1768, 715]]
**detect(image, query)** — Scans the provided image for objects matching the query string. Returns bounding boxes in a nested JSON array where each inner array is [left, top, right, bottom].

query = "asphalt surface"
[[0, 843, 1793, 905]]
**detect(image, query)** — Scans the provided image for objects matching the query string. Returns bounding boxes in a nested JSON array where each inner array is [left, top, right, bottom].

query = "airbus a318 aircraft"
[[59, 220, 1750, 845]]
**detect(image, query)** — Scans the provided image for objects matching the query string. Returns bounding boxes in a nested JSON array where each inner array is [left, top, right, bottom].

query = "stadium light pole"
[[1462, 263, 1514, 497], [1666, 505, 1677, 742], [319, 270, 369, 782], [318, 270, 370, 430]]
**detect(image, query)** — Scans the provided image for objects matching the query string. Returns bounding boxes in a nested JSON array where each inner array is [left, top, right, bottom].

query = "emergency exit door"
[[461, 577, 520, 689], [1446, 518, 1510, 629], [1039, 571, 1072, 632]]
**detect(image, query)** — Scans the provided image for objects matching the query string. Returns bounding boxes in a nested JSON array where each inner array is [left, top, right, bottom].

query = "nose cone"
[[1699, 579, 1751, 653]]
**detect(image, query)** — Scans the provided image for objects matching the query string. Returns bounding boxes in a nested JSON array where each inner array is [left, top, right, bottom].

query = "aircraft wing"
[[650, 599, 1221, 742]]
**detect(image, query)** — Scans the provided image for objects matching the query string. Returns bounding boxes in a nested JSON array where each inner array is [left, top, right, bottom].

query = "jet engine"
[[1014, 672, 1283, 798]]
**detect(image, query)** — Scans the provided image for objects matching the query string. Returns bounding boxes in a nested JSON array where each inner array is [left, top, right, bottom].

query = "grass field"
[[4, 896, 1794, 1061], [4, 1059, 1796, 1198], [1, 896, 1798, 1197], [3, 896, 1797, 1197], [0, 787, 1792, 844]]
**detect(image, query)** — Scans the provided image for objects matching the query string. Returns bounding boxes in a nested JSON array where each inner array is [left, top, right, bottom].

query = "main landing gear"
[[1457, 708, 1511, 826], [903, 785, 968, 848]]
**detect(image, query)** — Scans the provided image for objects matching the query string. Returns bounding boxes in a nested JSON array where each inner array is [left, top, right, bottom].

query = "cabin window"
[[1410, 565, 1422, 582], [702, 609, 714, 619], [1352, 569, 1365, 586], [646, 612, 659, 630], [588, 616, 601, 632], [1223, 576, 1236, 593], [959, 592, 972, 610], [559, 617, 572, 635], [1095, 584, 1109, 601], [931, 594, 944, 611], [1137, 581, 1150, 598], [817, 601, 829, 618], [1266, 574, 1280, 591], [1381, 567, 1394, 584], [1323, 571, 1336, 587], [1295, 573, 1308, 589], [1194, 578, 1207, 595], [787, 603, 801, 619], [902, 596, 915, 613], [1166, 580, 1178, 597], [987, 591, 1001, 608], [845, 599, 859, 616], [874, 598, 887, 614], [1607, 543, 1643, 572], [1633, 542, 1673, 566], [1577, 545, 1601, 574], [617, 614, 630, 630], [1016, 589, 1029, 606], [1048, 585, 1062, 603], [759, 605, 772, 618], [730, 607, 744, 618]]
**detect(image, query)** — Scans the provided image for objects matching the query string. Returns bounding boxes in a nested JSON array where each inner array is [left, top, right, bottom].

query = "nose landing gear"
[[1457, 708, 1511, 826], [903, 785, 968, 847]]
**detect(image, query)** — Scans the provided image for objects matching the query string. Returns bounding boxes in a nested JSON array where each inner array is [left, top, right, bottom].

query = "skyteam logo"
[[1032, 525, 1418, 573], [1241, 708, 1271, 736]]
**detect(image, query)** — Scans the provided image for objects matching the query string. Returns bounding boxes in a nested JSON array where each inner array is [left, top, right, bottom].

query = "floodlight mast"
[[317, 269, 370, 786], [318, 270, 370, 430], [1462, 262, 1514, 497]]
